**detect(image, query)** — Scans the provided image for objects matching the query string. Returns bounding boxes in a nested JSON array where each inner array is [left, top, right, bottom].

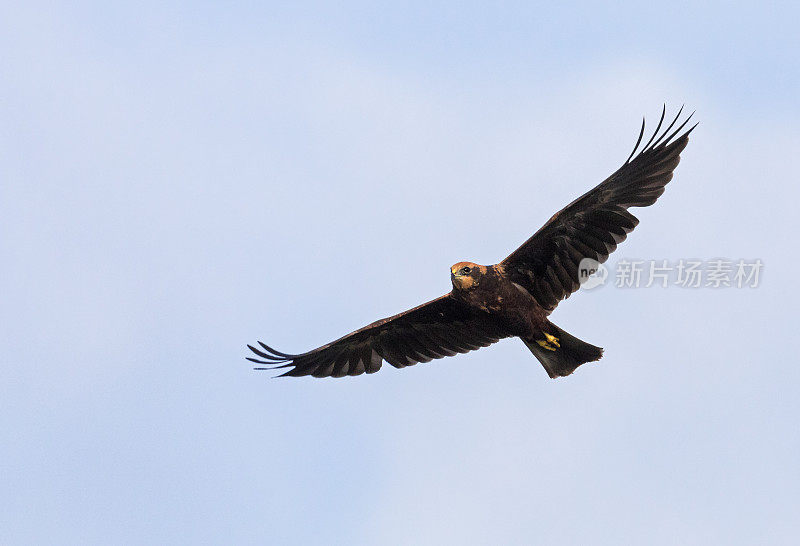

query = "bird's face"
[[451, 261, 484, 291]]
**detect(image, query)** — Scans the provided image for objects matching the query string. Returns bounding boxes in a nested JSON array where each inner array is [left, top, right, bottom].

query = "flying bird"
[[249, 107, 696, 379]]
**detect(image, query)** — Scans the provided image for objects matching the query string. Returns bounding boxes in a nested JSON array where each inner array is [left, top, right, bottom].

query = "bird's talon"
[[536, 334, 560, 351], [544, 333, 560, 347]]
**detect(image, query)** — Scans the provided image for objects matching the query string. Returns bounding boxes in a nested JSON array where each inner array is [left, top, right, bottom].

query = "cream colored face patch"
[[451, 261, 479, 276], [451, 261, 486, 291]]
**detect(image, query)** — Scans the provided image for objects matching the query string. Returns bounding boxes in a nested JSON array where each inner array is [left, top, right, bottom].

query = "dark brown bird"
[[248, 106, 696, 379]]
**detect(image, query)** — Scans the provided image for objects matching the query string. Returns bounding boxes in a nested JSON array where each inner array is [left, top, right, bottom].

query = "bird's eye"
[[462, 266, 471, 274]]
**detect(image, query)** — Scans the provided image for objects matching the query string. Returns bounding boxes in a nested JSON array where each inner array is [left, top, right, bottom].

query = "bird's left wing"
[[501, 106, 697, 312], [247, 294, 510, 378]]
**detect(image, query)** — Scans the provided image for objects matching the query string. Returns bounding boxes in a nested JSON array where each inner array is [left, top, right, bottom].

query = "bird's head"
[[450, 261, 486, 291]]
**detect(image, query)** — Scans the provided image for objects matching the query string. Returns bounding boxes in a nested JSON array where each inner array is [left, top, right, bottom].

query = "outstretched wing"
[[502, 106, 697, 312], [248, 295, 511, 378]]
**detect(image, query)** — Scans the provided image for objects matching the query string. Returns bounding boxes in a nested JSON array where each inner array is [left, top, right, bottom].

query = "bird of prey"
[[248, 107, 696, 379]]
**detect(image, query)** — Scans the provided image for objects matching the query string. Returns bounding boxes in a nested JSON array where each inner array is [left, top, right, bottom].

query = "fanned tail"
[[523, 322, 603, 378]]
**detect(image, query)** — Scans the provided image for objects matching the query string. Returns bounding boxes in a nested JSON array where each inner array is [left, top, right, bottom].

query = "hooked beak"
[[451, 269, 461, 285]]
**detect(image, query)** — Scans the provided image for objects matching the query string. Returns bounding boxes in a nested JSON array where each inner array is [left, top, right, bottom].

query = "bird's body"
[[448, 261, 602, 378], [450, 262, 545, 337], [248, 107, 696, 379]]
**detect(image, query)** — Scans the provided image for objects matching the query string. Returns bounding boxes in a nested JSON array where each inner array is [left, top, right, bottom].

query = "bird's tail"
[[522, 322, 603, 378]]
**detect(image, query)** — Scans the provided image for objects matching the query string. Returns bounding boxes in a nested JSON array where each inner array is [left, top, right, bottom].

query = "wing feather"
[[502, 107, 696, 311], [248, 295, 510, 378]]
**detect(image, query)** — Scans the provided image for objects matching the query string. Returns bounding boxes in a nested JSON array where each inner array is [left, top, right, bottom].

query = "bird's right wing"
[[247, 294, 511, 378], [501, 106, 697, 311]]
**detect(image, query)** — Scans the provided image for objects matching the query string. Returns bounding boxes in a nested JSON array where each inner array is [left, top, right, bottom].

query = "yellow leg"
[[536, 334, 560, 351]]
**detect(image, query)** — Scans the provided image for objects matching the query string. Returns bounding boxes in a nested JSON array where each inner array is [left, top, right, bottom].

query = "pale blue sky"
[[1, 2, 798, 544]]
